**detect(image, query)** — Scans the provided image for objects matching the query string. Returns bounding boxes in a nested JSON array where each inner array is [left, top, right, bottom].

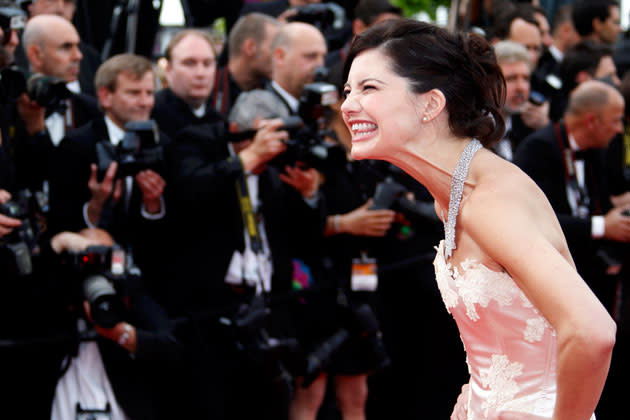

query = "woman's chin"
[[350, 139, 378, 161]]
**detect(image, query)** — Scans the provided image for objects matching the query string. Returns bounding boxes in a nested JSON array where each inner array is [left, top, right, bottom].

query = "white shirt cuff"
[[141, 196, 166, 220], [83, 202, 97, 228], [303, 192, 320, 208], [591, 215, 605, 239]]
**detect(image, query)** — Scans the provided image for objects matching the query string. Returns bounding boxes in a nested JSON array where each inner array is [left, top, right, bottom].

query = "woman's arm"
[[464, 183, 616, 420]]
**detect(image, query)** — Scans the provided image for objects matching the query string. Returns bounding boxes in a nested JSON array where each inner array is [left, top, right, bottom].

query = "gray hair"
[[493, 40, 531, 70]]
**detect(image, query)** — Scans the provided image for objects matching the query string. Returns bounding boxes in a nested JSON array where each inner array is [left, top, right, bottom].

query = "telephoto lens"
[[83, 274, 125, 328]]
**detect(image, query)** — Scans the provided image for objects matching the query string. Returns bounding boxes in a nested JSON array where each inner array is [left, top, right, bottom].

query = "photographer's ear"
[[97, 86, 114, 111], [26, 43, 44, 70]]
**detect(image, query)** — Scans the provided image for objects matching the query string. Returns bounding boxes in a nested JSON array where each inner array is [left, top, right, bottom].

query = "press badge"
[[351, 255, 378, 291]]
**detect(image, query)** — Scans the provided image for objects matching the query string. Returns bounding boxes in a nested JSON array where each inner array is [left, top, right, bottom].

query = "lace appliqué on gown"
[[480, 354, 525, 417], [524, 317, 548, 343], [434, 244, 459, 312]]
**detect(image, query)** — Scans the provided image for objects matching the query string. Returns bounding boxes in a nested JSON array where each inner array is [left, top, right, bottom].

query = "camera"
[[0, 188, 49, 276], [27, 73, 72, 109], [221, 295, 299, 399], [0, 5, 25, 45], [0, 67, 72, 109], [287, 2, 346, 31], [528, 90, 546, 106], [96, 120, 165, 179], [269, 79, 346, 173], [301, 296, 390, 387], [370, 176, 440, 224], [61, 244, 135, 328]]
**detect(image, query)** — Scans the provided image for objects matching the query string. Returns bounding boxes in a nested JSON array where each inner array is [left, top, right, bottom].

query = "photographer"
[[492, 40, 547, 161], [231, 21, 327, 121], [11, 13, 100, 191], [48, 227, 180, 420], [15, 0, 101, 96], [161, 108, 325, 418], [48, 53, 168, 276], [151, 29, 224, 140], [210, 13, 280, 116]]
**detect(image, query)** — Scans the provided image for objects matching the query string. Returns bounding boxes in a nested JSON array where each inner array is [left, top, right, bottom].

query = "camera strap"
[[212, 67, 230, 115], [233, 159, 263, 254]]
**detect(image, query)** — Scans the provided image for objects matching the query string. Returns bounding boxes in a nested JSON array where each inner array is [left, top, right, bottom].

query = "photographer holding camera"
[[49, 53, 168, 276], [11, 13, 100, 191], [48, 227, 180, 420], [159, 26, 328, 420]]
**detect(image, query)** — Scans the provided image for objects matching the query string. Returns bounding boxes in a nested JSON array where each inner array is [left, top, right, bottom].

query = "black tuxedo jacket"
[[513, 122, 611, 281], [48, 117, 170, 269], [151, 88, 223, 140], [11, 92, 100, 191]]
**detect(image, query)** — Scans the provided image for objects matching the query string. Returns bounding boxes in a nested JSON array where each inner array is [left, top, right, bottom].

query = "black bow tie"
[[45, 101, 68, 118]]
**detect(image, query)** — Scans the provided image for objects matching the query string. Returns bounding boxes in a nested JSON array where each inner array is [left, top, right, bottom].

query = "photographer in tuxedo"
[[515, 80, 628, 313], [12, 13, 100, 191], [48, 53, 168, 279], [160, 25, 328, 411]]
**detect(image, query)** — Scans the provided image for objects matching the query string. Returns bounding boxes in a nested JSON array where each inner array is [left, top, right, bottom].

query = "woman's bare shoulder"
[[463, 155, 568, 256]]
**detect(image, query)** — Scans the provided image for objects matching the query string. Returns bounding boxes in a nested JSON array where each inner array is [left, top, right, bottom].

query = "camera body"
[[61, 244, 135, 328], [301, 298, 390, 387], [370, 176, 439, 224], [27, 73, 72, 109], [222, 295, 299, 398], [0, 188, 49, 276], [0, 6, 25, 45], [96, 120, 165, 179], [270, 81, 345, 173], [287, 2, 345, 31], [0, 67, 71, 108]]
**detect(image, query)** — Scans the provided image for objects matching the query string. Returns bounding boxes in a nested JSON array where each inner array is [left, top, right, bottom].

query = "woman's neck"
[[386, 131, 478, 211]]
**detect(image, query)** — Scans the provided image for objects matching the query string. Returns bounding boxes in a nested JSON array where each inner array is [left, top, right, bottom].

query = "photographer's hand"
[[279, 165, 322, 198], [0, 189, 21, 237], [16, 93, 46, 135], [135, 170, 166, 214], [603, 206, 630, 242], [328, 199, 395, 237], [521, 101, 550, 130], [83, 301, 137, 354], [87, 162, 122, 225], [238, 119, 288, 172]]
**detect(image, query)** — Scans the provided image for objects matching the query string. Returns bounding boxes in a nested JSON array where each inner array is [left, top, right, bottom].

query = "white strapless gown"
[[434, 240, 595, 420]]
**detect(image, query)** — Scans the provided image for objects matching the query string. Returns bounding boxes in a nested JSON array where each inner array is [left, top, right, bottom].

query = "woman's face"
[[341, 49, 424, 161]]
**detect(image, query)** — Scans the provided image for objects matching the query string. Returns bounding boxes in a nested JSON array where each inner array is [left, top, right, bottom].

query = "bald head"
[[566, 80, 624, 149], [566, 80, 623, 117], [271, 22, 327, 98], [23, 14, 82, 82], [23, 14, 71, 49]]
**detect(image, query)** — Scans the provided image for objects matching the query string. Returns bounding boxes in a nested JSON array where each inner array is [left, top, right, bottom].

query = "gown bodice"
[[432, 139, 594, 419]]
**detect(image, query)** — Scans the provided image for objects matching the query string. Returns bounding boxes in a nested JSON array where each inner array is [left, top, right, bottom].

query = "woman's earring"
[[422, 116, 429, 122]]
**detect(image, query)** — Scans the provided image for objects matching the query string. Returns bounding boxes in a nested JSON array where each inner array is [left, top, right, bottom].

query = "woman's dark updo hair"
[[343, 19, 506, 147]]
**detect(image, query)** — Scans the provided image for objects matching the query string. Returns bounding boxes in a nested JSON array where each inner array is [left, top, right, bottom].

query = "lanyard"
[[233, 158, 263, 254], [212, 67, 230, 114]]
